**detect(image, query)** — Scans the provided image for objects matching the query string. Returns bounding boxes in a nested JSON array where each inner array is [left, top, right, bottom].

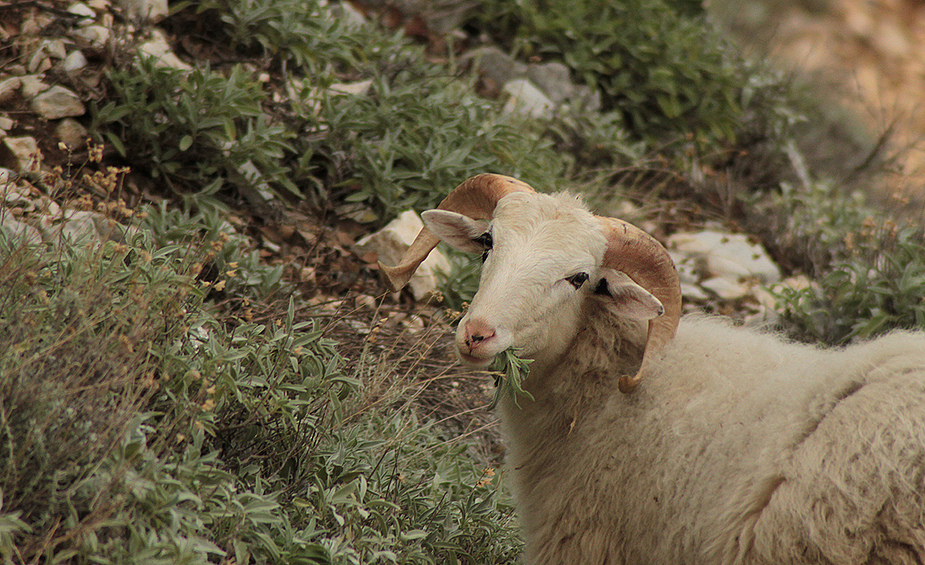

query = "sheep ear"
[[594, 269, 665, 320], [421, 210, 489, 254]]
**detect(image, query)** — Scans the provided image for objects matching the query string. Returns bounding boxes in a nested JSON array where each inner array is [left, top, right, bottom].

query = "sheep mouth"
[[457, 350, 495, 368]]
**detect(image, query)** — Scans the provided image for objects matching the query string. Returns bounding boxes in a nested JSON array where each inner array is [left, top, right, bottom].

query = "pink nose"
[[464, 318, 496, 353]]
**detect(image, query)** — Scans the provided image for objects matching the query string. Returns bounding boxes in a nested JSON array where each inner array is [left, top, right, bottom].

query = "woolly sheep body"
[[415, 188, 925, 564], [504, 315, 925, 564]]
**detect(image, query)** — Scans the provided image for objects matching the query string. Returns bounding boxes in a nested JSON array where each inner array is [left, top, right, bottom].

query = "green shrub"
[[474, 0, 744, 145], [93, 58, 296, 200]]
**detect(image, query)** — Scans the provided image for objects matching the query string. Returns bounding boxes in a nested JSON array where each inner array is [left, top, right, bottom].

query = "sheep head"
[[380, 174, 682, 393]]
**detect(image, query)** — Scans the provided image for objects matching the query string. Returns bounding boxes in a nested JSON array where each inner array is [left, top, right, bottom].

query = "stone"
[[333, 1, 367, 28], [329, 80, 373, 97], [503, 78, 555, 119], [701, 276, 750, 301], [55, 118, 88, 150], [73, 25, 110, 48], [356, 210, 452, 301], [42, 209, 123, 246], [0, 216, 42, 247], [62, 50, 88, 72], [0, 136, 41, 173], [39, 39, 68, 60], [465, 46, 527, 86], [667, 230, 781, 284], [0, 116, 13, 132], [117, 0, 168, 22], [139, 30, 191, 70], [67, 2, 97, 23], [525, 61, 573, 104], [20, 76, 51, 98], [31, 85, 85, 119], [0, 77, 22, 105]]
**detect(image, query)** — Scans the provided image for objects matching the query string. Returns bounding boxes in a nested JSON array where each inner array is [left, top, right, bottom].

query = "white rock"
[[73, 25, 110, 48], [20, 76, 51, 98], [68, 2, 97, 22], [335, 1, 367, 28], [329, 80, 372, 97], [465, 46, 528, 86], [701, 276, 749, 301], [1, 136, 41, 173], [667, 250, 702, 285], [51, 210, 101, 245], [503, 78, 555, 119], [55, 118, 88, 150], [31, 85, 85, 119], [0, 77, 21, 105], [0, 116, 13, 132], [139, 30, 191, 70], [0, 216, 42, 247], [117, 0, 167, 21], [668, 230, 781, 283], [62, 50, 88, 72], [356, 210, 452, 301], [680, 282, 710, 302]]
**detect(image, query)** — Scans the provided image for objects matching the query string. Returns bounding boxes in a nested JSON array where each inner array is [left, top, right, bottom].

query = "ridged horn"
[[379, 174, 536, 291], [597, 217, 682, 394]]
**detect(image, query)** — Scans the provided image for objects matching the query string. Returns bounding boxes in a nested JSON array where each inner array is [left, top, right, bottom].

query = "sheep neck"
[[498, 305, 647, 473]]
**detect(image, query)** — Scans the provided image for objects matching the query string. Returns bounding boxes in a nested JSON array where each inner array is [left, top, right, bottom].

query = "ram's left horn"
[[379, 174, 536, 291]]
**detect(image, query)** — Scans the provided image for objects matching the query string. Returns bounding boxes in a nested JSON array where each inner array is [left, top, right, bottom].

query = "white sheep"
[[380, 174, 925, 565]]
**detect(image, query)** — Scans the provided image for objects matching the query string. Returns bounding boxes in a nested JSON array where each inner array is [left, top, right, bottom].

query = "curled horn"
[[597, 217, 682, 394], [379, 174, 536, 291]]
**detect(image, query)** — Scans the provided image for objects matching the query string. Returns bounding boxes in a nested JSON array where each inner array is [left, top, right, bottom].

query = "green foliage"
[[766, 180, 925, 345], [0, 213, 523, 563], [491, 350, 534, 409], [94, 58, 296, 199], [186, 0, 377, 73], [299, 60, 570, 220], [475, 0, 744, 144]]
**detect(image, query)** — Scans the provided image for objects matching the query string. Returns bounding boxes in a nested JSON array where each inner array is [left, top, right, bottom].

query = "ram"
[[380, 173, 925, 565]]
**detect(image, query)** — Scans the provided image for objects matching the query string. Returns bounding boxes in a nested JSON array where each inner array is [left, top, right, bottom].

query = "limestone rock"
[[503, 79, 555, 119], [62, 50, 89, 72], [56, 118, 88, 150], [356, 210, 452, 301], [31, 85, 86, 119], [0, 77, 22, 105], [668, 230, 781, 284], [0, 136, 41, 173], [139, 30, 191, 70], [0, 216, 42, 247]]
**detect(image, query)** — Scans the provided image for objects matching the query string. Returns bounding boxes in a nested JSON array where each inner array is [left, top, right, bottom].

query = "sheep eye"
[[566, 272, 589, 289], [474, 232, 492, 262]]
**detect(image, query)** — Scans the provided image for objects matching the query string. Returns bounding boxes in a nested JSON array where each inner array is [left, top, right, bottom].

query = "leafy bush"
[[770, 183, 925, 345], [304, 69, 568, 219], [474, 0, 744, 144], [94, 58, 297, 200]]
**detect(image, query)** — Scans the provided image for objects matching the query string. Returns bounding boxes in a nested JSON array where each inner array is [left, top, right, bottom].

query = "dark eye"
[[474, 232, 492, 262], [566, 272, 589, 289]]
